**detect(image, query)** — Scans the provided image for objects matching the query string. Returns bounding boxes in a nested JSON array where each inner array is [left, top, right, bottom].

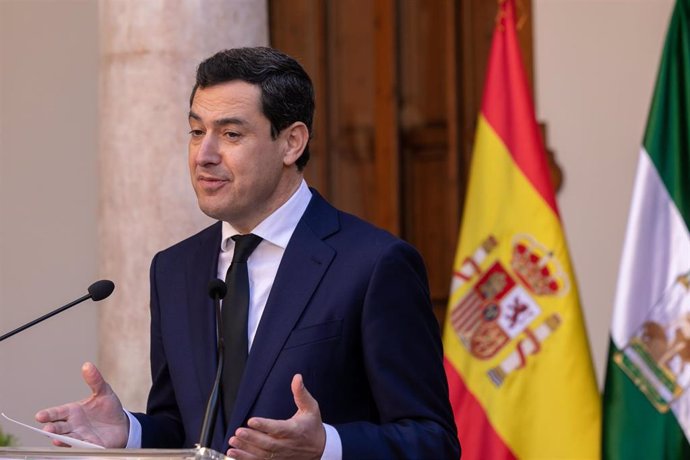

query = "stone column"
[[99, 0, 268, 410]]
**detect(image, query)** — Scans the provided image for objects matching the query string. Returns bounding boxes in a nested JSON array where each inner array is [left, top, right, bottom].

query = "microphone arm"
[[198, 279, 228, 449], [0, 280, 115, 343]]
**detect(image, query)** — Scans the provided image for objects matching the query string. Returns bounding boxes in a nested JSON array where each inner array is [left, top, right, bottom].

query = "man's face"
[[188, 81, 294, 231]]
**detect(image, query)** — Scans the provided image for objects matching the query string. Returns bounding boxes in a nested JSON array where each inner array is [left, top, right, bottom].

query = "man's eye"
[[224, 132, 241, 139], [189, 129, 204, 137]]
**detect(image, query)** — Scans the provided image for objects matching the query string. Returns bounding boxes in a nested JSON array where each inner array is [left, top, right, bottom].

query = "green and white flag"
[[603, 0, 690, 457]]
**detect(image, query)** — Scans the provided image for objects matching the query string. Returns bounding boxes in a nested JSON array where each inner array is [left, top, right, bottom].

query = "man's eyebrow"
[[188, 111, 247, 127]]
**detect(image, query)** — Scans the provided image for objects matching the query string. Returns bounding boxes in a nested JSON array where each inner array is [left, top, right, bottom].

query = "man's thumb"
[[291, 374, 318, 413], [290, 374, 319, 413], [82, 361, 108, 396]]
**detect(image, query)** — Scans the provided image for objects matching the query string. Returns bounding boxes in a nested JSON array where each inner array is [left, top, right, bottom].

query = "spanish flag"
[[441, 1, 601, 458]]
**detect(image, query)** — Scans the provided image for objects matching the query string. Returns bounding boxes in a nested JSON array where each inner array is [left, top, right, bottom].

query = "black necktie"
[[222, 233, 263, 423]]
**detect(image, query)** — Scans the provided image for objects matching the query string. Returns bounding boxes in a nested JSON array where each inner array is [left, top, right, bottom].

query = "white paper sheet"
[[1, 412, 105, 449]]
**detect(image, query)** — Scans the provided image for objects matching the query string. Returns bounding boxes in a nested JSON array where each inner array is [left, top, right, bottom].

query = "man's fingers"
[[230, 428, 278, 457], [43, 420, 73, 435], [290, 374, 318, 414], [35, 362, 107, 424], [81, 361, 108, 396], [236, 376, 325, 460], [35, 405, 71, 423], [246, 417, 292, 437]]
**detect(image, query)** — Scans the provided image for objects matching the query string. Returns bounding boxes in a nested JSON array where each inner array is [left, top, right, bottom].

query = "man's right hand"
[[35, 361, 129, 448]]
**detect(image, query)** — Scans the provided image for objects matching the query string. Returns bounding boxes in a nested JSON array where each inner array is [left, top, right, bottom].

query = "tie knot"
[[231, 234, 262, 263]]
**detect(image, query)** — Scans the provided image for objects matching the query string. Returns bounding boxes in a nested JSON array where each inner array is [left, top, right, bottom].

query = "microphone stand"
[[0, 295, 91, 343], [198, 280, 227, 449], [0, 280, 114, 343]]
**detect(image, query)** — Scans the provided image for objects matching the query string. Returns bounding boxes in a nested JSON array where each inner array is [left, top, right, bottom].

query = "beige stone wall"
[[533, 0, 675, 385], [0, 0, 99, 447]]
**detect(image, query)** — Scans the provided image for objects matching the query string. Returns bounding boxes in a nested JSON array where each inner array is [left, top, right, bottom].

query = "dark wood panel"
[[269, 0, 329, 193], [398, 0, 459, 324], [373, 0, 400, 234], [326, 0, 379, 223], [269, 0, 537, 326]]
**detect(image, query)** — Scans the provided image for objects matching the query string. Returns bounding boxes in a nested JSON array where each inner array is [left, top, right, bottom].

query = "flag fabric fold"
[[602, 0, 690, 457], [441, 0, 601, 458]]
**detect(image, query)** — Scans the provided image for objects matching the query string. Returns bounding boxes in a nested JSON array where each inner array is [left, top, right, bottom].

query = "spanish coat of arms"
[[449, 234, 569, 386]]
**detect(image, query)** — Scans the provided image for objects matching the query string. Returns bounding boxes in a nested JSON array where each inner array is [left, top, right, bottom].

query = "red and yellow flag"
[[442, 1, 601, 458]]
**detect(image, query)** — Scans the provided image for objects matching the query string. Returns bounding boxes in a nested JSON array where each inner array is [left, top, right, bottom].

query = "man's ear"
[[282, 122, 309, 166]]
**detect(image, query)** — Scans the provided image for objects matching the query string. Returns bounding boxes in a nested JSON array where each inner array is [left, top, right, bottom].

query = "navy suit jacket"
[[133, 191, 460, 459]]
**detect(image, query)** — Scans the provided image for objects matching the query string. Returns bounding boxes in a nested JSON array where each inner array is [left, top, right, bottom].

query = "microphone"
[[207, 278, 228, 301], [0, 280, 115, 343], [198, 279, 227, 449]]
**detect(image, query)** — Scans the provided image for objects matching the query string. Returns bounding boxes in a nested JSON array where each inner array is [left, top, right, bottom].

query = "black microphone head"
[[88, 280, 115, 301], [207, 279, 227, 300]]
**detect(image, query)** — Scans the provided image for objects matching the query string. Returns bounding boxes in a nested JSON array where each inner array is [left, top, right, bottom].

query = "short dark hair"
[[191, 47, 314, 170]]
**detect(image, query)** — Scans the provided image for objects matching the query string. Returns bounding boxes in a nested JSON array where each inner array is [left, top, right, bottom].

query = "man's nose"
[[196, 135, 221, 165]]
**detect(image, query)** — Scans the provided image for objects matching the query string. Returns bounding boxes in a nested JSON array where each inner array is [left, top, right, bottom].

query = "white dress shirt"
[[126, 180, 341, 459]]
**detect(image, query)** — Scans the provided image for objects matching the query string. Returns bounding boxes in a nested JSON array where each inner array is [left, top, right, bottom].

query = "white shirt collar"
[[221, 179, 312, 251]]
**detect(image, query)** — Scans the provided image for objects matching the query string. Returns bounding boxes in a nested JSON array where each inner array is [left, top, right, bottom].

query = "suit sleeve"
[[131, 252, 186, 448], [334, 241, 461, 459]]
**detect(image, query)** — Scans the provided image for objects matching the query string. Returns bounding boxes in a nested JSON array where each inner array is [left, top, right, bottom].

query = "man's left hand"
[[227, 374, 326, 460]]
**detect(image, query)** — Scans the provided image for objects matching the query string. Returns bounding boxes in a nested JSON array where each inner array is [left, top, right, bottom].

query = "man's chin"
[[197, 201, 228, 222]]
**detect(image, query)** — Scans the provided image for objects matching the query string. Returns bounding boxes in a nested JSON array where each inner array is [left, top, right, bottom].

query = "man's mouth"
[[197, 175, 229, 191]]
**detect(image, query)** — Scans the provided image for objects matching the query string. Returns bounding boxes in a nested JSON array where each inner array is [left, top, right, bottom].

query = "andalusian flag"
[[602, 0, 690, 457], [441, 0, 601, 458]]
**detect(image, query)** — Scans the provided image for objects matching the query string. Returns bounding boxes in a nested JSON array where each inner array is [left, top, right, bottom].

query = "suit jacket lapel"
[[227, 192, 339, 433], [186, 222, 223, 415]]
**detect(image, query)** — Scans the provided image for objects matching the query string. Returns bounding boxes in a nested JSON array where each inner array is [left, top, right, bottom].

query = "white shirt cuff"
[[124, 410, 142, 448], [320, 423, 342, 460]]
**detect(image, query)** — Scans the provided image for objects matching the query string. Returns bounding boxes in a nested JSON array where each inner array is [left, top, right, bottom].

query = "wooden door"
[[270, 0, 536, 323]]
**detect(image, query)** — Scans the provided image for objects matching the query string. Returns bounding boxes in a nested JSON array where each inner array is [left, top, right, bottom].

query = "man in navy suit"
[[36, 47, 460, 459]]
